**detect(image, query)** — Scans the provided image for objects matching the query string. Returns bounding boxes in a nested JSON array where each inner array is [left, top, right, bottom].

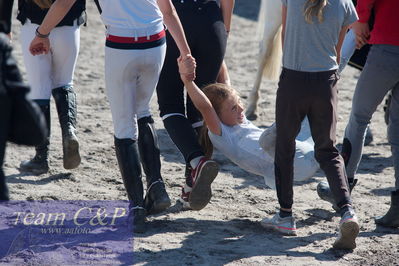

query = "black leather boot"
[[52, 86, 80, 169], [20, 101, 50, 174], [114, 137, 146, 233], [138, 116, 171, 215], [375, 190, 399, 227]]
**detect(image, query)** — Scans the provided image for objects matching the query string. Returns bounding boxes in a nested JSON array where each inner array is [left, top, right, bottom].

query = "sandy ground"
[[3, 1, 399, 265]]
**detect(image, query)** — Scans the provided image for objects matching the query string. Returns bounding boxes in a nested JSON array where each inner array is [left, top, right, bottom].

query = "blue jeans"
[[344, 44, 399, 189]]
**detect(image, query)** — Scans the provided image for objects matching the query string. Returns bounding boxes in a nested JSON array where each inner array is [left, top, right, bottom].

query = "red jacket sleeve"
[[356, 0, 376, 23]]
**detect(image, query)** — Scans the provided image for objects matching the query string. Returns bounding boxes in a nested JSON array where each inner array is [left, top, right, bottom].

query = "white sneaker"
[[333, 210, 359, 250], [261, 212, 297, 236]]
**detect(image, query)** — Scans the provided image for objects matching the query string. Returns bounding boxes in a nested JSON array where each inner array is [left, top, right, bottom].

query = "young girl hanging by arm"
[[178, 56, 319, 190]]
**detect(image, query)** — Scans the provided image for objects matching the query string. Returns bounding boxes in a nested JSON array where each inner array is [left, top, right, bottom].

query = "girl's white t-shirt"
[[99, 0, 164, 36], [208, 118, 319, 189]]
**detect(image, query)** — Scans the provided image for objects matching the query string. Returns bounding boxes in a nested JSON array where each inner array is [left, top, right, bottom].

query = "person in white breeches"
[[29, 0, 195, 233], [105, 37, 166, 140], [11, 0, 86, 175]]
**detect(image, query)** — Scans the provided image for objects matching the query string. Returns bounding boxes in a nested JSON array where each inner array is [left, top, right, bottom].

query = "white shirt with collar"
[[99, 0, 164, 37]]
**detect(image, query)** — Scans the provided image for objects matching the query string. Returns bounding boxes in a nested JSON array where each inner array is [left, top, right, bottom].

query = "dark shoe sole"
[[333, 220, 359, 250], [63, 136, 81, 169], [189, 161, 219, 211]]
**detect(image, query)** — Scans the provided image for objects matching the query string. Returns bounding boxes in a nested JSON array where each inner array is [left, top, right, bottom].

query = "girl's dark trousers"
[[274, 68, 352, 210]]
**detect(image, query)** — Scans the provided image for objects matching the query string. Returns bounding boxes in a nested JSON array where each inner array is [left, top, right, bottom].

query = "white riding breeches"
[[20, 20, 80, 100], [105, 43, 166, 140]]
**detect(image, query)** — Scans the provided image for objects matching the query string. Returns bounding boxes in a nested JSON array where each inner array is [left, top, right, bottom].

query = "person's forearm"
[[336, 25, 350, 66], [37, 0, 76, 35], [183, 81, 213, 113], [162, 7, 191, 56], [220, 0, 234, 33]]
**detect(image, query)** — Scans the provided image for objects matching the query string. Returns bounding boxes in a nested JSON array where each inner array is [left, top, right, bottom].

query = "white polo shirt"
[[99, 0, 164, 37]]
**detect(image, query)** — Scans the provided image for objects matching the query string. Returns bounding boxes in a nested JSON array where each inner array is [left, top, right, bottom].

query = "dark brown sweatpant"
[[274, 68, 351, 210]]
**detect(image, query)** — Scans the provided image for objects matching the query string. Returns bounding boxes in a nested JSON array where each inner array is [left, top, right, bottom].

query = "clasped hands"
[[351, 21, 370, 49], [178, 54, 196, 83]]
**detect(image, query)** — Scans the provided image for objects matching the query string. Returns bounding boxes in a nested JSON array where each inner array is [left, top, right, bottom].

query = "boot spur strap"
[[146, 179, 164, 193]]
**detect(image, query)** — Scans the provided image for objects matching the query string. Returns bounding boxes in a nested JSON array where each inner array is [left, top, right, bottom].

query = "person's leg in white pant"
[[105, 45, 168, 231], [20, 21, 52, 100]]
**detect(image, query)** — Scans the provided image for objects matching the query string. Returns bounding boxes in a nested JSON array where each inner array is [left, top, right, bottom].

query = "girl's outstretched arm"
[[178, 56, 222, 136]]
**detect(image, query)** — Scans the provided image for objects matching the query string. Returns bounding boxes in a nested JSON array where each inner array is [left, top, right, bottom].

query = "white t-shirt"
[[208, 118, 319, 189], [99, 0, 164, 37]]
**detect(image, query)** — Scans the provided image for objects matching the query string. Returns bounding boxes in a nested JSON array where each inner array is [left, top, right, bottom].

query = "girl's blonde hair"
[[199, 83, 238, 158], [304, 0, 328, 23], [32, 0, 52, 9]]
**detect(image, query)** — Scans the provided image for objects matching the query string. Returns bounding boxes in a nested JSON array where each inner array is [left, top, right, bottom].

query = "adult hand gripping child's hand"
[[351, 21, 370, 49], [178, 54, 196, 83]]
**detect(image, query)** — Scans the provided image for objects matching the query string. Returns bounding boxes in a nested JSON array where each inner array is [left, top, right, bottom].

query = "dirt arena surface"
[[3, 1, 398, 265]]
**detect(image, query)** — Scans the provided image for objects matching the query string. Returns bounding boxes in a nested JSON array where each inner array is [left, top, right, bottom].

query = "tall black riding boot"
[[375, 190, 399, 227], [114, 137, 146, 233], [20, 101, 50, 174], [138, 116, 171, 215], [52, 86, 81, 169]]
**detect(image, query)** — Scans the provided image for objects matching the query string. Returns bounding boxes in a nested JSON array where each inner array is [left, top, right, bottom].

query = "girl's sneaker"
[[333, 210, 359, 250], [261, 212, 297, 236], [188, 158, 219, 210]]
